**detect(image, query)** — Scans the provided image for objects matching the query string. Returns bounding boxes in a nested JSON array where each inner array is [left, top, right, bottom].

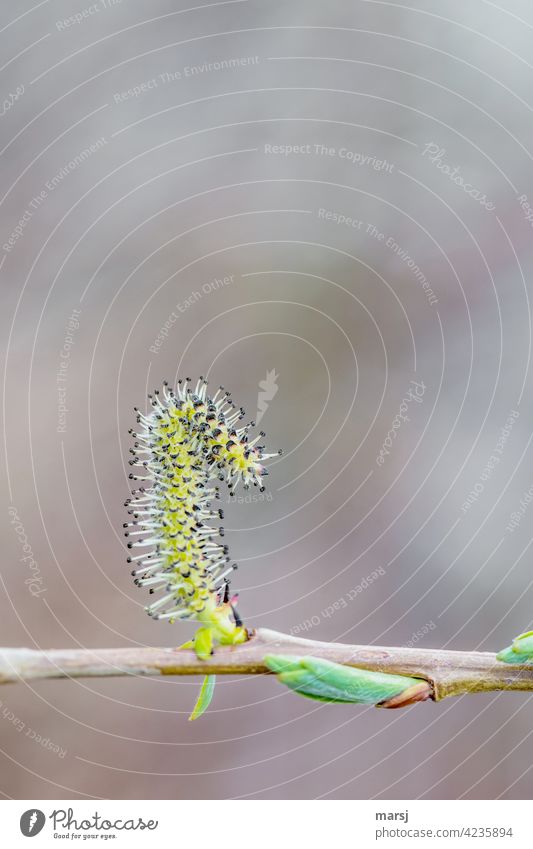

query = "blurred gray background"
[[1, 0, 533, 800]]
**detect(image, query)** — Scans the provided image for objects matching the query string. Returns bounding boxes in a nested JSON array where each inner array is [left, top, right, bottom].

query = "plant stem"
[[1, 629, 532, 701]]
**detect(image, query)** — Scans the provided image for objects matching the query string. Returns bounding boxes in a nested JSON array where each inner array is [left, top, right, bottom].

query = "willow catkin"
[[125, 377, 280, 631]]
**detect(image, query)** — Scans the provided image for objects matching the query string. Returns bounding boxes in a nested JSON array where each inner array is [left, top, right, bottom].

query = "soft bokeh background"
[[2, 0, 533, 800]]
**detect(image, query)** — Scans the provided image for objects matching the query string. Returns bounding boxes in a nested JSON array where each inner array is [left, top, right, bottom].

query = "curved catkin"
[[124, 378, 280, 624]]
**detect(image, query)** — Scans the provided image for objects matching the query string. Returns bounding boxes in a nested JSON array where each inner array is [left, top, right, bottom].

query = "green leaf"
[[264, 655, 422, 705], [263, 655, 304, 675], [496, 646, 533, 664], [273, 670, 361, 703], [513, 631, 533, 654], [189, 675, 216, 720], [497, 630, 533, 664]]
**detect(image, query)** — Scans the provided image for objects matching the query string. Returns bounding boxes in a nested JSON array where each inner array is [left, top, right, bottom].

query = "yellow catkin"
[[125, 378, 279, 631]]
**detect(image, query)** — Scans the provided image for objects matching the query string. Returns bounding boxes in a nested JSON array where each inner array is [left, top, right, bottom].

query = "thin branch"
[[1, 629, 532, 701]]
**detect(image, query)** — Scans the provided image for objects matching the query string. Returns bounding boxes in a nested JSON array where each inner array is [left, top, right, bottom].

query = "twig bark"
[[1, 629, 532, 701]]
